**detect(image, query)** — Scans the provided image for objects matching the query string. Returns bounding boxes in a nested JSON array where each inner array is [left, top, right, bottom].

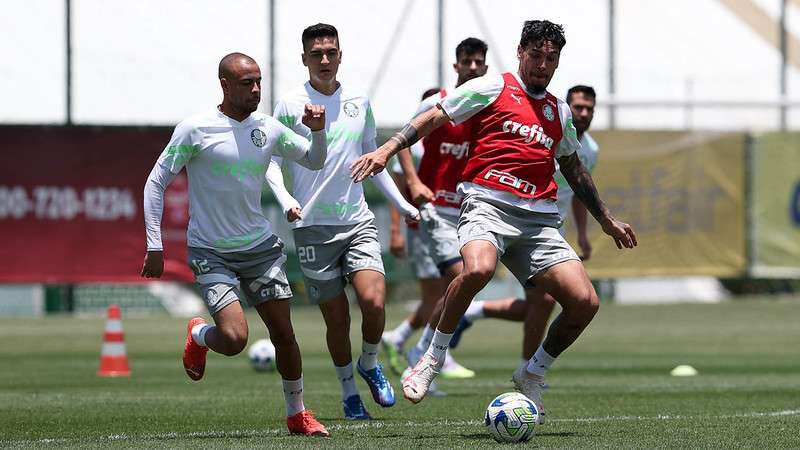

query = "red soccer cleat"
[[182, 317, 209, 381], [287, 410, 330, 437]]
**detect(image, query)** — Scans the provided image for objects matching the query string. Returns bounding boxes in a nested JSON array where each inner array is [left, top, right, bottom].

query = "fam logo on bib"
[[250, 129, 267, 147], [542, 104, 555, 122], [343, 102, 360, 118]]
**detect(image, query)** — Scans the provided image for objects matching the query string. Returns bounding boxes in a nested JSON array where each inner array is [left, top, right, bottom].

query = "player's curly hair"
[[519, 20, 566, 50], [302, 23, 339, 51]]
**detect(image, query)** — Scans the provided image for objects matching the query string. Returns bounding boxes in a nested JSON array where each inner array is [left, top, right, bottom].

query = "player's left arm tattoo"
[[389, 123, 419, 149], [557, 152, 610, 223]]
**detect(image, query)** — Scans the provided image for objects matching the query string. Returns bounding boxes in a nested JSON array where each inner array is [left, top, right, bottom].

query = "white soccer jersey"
[[268, 82, 417, 229], [438, 72, 580, 213], [554, 131, 599, 218], [144, 108, 324, 252]]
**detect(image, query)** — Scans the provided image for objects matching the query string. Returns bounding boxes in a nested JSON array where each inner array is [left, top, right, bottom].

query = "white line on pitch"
[[8, 408, 800, 446]]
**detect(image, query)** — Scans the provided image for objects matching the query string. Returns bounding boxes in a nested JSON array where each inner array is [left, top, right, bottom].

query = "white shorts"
[[292, 219, 385, 304], [407, 226, 440, 280], [419, 204, 462, 271], [458, 194, 580, 287], [187, 235, 292, 315]]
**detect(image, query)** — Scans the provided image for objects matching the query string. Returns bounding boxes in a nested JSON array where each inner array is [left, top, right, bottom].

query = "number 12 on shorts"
[[297, 246, 316, 263], [190, 259, 210, 275]]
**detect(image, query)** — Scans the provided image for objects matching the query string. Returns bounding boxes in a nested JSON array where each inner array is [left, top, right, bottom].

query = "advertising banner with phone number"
[[0, 126, 194, 283]]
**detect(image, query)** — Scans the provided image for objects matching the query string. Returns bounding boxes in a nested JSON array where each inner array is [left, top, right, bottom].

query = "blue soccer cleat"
[[449, 317, 473, 349], [357, 361, 396, 407], [343, 394, 372, 420]]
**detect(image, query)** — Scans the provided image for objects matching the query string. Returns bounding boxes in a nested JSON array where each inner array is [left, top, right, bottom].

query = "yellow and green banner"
[[750, 133, 800, 277], [570, 131, 748, 277]]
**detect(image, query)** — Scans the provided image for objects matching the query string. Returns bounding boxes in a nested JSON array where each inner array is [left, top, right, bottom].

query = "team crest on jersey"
[[542, 104, 555, 122], [250, 129, 267, 147], [343, 101, 360, 118]]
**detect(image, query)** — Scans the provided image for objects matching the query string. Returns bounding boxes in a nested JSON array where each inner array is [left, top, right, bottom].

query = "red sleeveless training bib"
[[461, 73, 563, 201]]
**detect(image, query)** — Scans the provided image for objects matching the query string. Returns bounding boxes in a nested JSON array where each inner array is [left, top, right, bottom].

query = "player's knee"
[[218, 328, 248, 356], [463, 264, 495, 286], [570, 288, 599, 322], [359, 297, 384, 320]]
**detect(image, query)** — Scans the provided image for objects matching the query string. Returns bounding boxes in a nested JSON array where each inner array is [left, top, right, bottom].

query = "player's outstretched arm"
[[362, 137, 420, 222], [350, 106, 450, 183], [557, 152, 637, 249]]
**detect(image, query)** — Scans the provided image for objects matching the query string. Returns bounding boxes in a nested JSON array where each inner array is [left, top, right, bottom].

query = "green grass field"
[[1, 297, 799, 448]]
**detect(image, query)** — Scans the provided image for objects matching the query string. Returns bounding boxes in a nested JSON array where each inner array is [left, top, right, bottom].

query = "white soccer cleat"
[[402, 352, 442, 404], [511, 366, 547, 424], [402, 367, 447, 397]]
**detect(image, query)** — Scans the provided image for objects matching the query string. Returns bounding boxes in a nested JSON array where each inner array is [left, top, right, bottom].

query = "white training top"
[[267, 82, 417, 229], [554, 131, 599, 218], [144, 108, 326, 252], [438, 72, 581, 213]]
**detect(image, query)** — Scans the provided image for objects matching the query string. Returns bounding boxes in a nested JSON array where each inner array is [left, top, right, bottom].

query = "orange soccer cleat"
[[287, 410, 330, 437], [182, 317, 209, 381]]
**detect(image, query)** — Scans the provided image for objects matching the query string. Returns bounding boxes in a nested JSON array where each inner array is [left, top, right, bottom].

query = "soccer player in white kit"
[[141, 53, 330, 437], [351, 20, 637, 421], [266, 24, 419, 420]]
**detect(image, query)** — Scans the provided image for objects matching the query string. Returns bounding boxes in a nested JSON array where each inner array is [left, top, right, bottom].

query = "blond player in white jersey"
[[141, 53, 330, 437], [266, 24, 419, 421]]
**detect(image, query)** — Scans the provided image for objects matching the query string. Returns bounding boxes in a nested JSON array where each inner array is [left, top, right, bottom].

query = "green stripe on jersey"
[[276, 115, 296, 129], [327, 126, 363, 145], [163, 144, 201, 165], [213, 229, 268, 249], [452, 90, 492, 110], [365, 105, 375, 130]]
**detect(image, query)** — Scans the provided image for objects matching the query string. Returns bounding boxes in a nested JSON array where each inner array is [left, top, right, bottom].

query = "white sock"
[[282, 377, 306, 417], [518, 358, 528, 372], [335, 363, 359, 400], [464, 300, 486, 322], [526, 346, 556, 378], [360, 340, 380, 370], [414, 325, 435, 355], [191, 323, 212, 347], [391, 320, 414, 346], [428, 329, 454, 362]]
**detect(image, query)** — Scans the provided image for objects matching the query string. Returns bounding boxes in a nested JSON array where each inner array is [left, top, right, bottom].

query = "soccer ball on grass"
[[484, 392, 539, 443], [247, 338, 276, 372]]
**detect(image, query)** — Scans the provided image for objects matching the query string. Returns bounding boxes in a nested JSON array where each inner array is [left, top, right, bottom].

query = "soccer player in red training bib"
[[350, 20, 637, 422]]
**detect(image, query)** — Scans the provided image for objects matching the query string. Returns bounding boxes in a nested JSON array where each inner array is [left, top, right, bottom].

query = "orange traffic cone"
[[97, 304, 131, 377]]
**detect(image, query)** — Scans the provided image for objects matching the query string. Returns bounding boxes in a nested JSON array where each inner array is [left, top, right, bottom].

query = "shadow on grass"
[[461, 431, 578, 440]]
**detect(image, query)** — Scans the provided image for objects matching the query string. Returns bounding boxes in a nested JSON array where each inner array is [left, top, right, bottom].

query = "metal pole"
[[268, 0, 276, 114], [779, 0, 787, 131], [66, 0, 72, 125], [608, 0, 616, 129], [437, 0, 444, 87]]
